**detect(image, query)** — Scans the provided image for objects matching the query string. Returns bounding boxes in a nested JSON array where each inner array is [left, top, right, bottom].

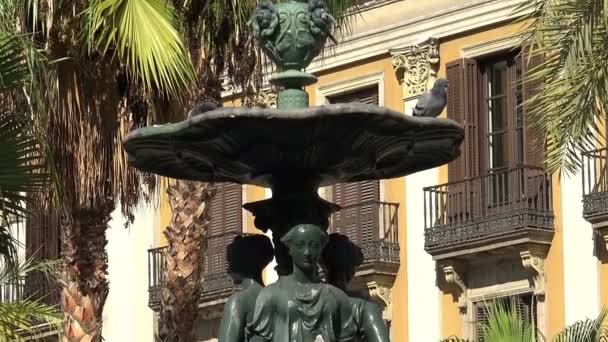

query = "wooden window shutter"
[[521, 48, 545, 167], [476, 302, 490, 342], [332, 181, 380, 244], [204, 182, 243, 275], [25, 204, 60, 304], [327, 85, 381, 245], [327, 85, 379, 105], [446, 58, 481, 181]]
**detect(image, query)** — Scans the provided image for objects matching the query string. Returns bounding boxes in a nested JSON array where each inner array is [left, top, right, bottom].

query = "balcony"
[[328, 200, 400, 298], [582, 148, 608, 255], [148, 232, 240, 311], [424, 166, 554, 260], [148, 201, 400, 309], [582, 148, 608, 222], [1, 276, 60, 339]]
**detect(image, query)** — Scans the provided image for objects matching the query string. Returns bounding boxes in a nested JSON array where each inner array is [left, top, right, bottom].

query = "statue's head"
[[281, 224, 328, 273], [320, 233, 364, 288], [226, 234, 274, 284]]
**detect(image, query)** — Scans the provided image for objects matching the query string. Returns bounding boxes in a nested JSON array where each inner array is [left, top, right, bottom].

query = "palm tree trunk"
[[59, 202, 113, 342], [158, 181, 214, 342]]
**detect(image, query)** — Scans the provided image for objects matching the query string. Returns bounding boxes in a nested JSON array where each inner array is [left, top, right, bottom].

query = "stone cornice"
[[222, 0, 528, 99], [306, 0, 527, 74]]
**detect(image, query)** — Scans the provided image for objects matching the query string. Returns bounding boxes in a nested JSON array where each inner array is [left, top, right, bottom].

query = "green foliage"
[[516, 0, 608, 175], [86, 0, 195, 94], [553, 309, 608, 342], [480, 299, 538, 342], [0, 256, 61, 341]]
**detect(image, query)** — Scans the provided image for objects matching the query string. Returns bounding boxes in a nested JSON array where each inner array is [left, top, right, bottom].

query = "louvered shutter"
[[446, 58, 481, 180], [521, 48, 545, 167], [476, 302, 490, 342], [327, 86, 379, 105], [204, 183, 243, 275], [327, 86, 381, 245], [25, 204, 60, 305], [332, 181, 380, 244]]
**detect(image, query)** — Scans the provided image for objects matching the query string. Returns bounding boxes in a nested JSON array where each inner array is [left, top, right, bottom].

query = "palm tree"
[[517, 0, 608, 174], [0, 29, 61, 340], [157, 180, 214, 342], [3, 0, 361, 340]]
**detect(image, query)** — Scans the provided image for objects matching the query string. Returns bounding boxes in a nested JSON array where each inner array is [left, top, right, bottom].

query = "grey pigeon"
[[412, 78, 449, 117], [188, 101, 219, 118]]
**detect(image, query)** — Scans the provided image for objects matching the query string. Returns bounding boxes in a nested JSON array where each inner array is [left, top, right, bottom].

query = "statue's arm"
[[219, 296, 245, 342], [361, 301, 390, 342]]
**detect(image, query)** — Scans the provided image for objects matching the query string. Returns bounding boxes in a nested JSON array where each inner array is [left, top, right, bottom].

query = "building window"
[[475, 293, 537, 342], [445, 50, 542, 183], [326, 86, 381, 245]]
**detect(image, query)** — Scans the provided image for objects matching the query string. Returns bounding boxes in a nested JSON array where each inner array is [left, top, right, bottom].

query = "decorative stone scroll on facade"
[[243, 88, 278, 109], [367, 281, 393, 321], [520, 247, 548, 301], [390, 37, 440, 100], [441, 262, 467, 314]]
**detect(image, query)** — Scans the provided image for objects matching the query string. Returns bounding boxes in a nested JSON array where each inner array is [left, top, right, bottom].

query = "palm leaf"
[[516, 0, 608, 175], [480, 299, 537, 342], [0, 256, 61, 341], [553, 308, 608, 341], [0, 112, 48, 221], [86, 0, 195, 94], [0, 32, 29, 91], [0, 300, 61, 341]]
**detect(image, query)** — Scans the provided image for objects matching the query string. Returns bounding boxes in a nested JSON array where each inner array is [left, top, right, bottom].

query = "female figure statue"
[[321, 234, 390, 342], [219, 234, 274, 342], [247, 224, 357, 342]]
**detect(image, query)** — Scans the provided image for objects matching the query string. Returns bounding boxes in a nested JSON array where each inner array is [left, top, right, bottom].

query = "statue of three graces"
[[218, 224, 391, 342]]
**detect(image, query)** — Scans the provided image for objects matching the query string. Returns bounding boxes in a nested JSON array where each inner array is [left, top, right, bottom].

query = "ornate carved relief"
[[244, 89, 278, 109], [390, 37, 440, 99], [442, 262, 467, 313], [367, 281, 392, 321], [520, 247, 548, 301]]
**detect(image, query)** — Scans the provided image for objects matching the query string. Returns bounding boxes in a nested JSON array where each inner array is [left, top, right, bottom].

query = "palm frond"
[[0, 32, 29, 91], [553, 308, 608, 341], [0, 299, 61, 341], [480, 299, 537, 342], [0, 256, 61, 341], [0, 111, 48, 221], [517, 0, 608, 175], [86, 0, 195, 95]]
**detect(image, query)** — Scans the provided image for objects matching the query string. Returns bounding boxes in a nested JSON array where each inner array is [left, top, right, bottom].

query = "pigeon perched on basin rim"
[[412, 78, 449, 117]]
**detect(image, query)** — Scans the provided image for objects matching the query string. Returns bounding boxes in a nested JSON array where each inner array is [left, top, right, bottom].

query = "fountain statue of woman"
[[219, 234, 274, 342], [247, 224, 358, 342], [320, 234, 390, 342]]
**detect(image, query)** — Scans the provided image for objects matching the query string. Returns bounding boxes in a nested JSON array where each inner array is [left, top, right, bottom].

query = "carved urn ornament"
[[123, 0, 464, 341]]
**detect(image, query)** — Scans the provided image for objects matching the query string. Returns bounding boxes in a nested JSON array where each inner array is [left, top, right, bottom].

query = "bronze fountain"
[[123, 0, 463, 341]]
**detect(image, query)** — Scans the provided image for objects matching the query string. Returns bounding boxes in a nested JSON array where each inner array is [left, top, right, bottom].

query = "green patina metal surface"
[[249, 0, 336, 109]]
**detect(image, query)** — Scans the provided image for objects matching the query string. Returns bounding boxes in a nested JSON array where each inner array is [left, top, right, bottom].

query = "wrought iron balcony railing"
[[148, 201, 400, 308], [582, 148, 608, 222], [1, 275, 59, 306], [329, 200, 400, 265], [424, 166, 554, 254], [0, 281, 24, 303]]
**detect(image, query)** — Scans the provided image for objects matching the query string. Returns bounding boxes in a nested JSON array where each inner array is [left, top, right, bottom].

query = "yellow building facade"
[[147, 1, 608, 341]]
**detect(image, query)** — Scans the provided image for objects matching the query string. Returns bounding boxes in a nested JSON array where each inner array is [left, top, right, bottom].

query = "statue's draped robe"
[[248, 278, 357, 342]]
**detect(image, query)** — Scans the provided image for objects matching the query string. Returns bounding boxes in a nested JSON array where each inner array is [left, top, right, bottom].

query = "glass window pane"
[[488, 132, 508, 169], [488, 98, 508, 132]]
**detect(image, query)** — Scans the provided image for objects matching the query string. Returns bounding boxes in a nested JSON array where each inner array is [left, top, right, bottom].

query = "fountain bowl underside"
[[123, 103, 464, 188]]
